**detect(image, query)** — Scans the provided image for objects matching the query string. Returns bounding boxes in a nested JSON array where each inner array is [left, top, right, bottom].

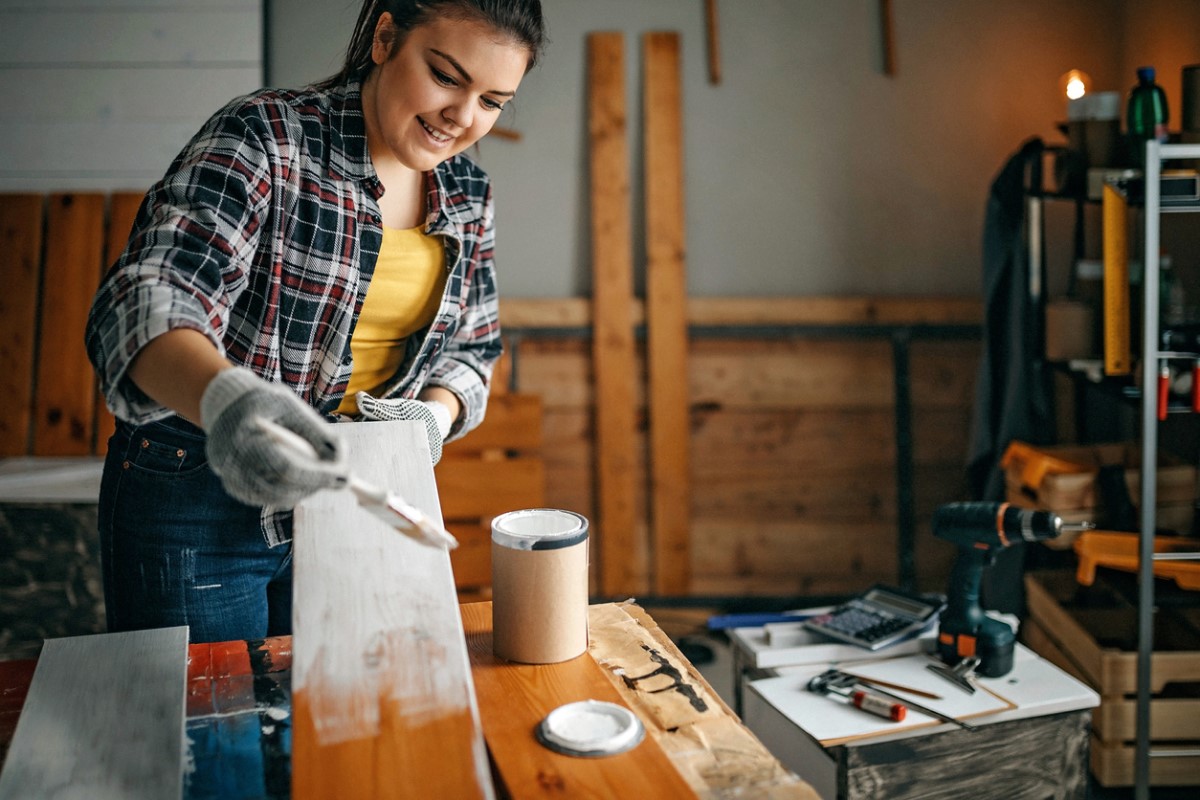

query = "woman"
[[85, 0, 545, 643]]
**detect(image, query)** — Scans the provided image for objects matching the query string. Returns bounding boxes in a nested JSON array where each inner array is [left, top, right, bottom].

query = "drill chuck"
[[932, 501, 1085, 549]]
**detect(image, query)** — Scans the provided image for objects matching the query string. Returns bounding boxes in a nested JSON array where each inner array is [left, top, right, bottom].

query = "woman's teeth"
[[420, 119, 451, 142]]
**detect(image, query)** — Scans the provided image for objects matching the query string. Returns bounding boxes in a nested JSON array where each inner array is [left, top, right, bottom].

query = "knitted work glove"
[[200, 367, 348, 508], [355, 392, 450, 465]]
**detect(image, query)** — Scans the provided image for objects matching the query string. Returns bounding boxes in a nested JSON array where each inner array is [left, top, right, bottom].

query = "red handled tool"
[[807, 669, 906, 722], [1157, 361, 1171, 421]]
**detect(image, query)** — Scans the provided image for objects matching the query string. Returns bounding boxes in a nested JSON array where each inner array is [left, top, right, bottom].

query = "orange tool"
[[1074, 530, 1200, 591], [1000, 440, 1092, 492]]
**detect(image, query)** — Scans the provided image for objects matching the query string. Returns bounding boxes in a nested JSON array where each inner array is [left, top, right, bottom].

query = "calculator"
[[803, 585, 945, 650]]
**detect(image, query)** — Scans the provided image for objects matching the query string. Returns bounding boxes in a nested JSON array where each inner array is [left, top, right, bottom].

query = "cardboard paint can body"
[[491, 509, 589, 664]]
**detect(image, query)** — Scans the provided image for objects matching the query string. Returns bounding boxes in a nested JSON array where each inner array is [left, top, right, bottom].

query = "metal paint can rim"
[[535, 700, 645, 757], [491, 508, 589, 551]]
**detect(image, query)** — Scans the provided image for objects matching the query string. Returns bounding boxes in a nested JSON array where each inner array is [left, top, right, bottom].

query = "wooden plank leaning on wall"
[[643, 33, 692, 595], [587, 32, 643, 598]]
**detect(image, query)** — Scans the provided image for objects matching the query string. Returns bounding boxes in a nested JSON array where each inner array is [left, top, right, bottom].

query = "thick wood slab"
[[462, 601, 696, 799], [0, 626, 188, 800], [292, 421, 493, 800]]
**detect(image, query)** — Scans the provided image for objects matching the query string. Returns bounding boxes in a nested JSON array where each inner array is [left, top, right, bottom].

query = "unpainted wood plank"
[[33, 193, 104, 455], [461, 601, 697, 799], [442, 394, 542, 455], [643, 32, 691, 595], [93, 191, 143, 453], [291, 420, 493, 800], [690, 339, 895, 410], [0, 626, 188, 800], [588, 32, 643, 598], [437, 457, 544, 519], [0, 195, 42, 456], [497, 296, 982, 330]]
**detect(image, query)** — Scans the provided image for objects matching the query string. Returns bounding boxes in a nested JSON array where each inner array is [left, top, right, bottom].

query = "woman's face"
[[364, 13, 530, 173]]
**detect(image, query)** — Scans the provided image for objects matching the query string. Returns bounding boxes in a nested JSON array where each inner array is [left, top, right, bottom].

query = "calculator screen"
[[862, 588, 930, 618]]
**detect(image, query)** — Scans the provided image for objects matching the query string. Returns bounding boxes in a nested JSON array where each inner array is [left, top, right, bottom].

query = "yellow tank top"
[[336, 225, 446, 415]]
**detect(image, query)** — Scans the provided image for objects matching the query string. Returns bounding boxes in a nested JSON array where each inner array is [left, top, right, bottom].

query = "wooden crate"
[[1022, 570, 1200, 787], [1004, 442, 1197, 547]]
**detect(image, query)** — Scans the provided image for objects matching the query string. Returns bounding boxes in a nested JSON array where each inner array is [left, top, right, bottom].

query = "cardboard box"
[[1023, 571, 1200, 787]]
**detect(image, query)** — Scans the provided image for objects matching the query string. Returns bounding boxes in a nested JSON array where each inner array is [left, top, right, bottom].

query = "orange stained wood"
[[292, 421, 492, 800], [588, 32, 642, 598], [643, 32, 691, 595], [460, 602, 697, 799], [0, 195, 42, 456], [34, 193, 106, 455]]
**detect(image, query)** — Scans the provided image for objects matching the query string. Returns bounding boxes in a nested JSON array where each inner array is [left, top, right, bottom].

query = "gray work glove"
[[355, 392, 450, 465], [200, 367, 348, 508]]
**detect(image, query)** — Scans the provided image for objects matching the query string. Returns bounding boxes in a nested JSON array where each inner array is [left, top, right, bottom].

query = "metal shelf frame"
[[1135, 140, 1200, 799]]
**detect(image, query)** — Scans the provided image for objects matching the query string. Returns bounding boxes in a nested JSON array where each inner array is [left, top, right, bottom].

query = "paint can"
[[491, 508, 590, 664]]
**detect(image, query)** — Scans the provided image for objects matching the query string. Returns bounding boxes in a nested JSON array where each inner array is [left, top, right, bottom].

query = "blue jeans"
[[98, 416, 293, 643]]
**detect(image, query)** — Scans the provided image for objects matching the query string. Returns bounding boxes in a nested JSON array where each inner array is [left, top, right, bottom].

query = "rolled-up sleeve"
[[85, 106, 271, 424]]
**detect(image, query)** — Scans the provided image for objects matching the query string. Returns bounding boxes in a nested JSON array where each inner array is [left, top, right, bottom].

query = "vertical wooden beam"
[[0, 195, 43, 456], [94, 192, 143, 453], [643, 33, 692, 595], [0, 627, 188, 799], [588, 33, 643, 597], [33, 193, 105, 455], [292, 421, 493, 800], [704, 0, 721, 85], [880, 0, 896, 77]]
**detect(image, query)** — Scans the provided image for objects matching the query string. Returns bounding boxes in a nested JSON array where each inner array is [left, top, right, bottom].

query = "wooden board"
[[643, 32, 691, 595], [0, 194, 42, 456], [587, 32, 642, 598], [0, 626, 188, 800], [460, 601, 696, 799], [291, 420, 493, 800], [33, 193, 104, 455]]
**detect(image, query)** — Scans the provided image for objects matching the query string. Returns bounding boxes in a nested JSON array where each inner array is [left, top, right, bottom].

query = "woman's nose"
[[442, 99, 473, 130]]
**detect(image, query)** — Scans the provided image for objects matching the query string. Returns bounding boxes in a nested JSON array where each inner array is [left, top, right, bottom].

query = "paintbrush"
[[256, 418, 458, 550]]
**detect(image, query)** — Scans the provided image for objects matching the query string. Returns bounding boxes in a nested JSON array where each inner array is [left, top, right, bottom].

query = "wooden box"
[[1004, 442, 1197, 547], [1022, 570, 1200, 787]]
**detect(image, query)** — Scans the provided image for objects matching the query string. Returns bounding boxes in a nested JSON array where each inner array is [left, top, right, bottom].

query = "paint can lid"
[[536, 700, 645, 757], [492, 508, 589, 551]]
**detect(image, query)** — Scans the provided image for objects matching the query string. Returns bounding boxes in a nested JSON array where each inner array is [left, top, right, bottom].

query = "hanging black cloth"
[[965, 138, 1059, 614], [967, 137, 1058, 501]]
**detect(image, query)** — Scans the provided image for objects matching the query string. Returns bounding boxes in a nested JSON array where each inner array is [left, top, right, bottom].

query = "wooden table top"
[[0, 604, 817, 799]]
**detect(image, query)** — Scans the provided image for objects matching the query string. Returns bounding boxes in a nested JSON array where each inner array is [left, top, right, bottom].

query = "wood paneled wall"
[[500, 298, 983, 598]]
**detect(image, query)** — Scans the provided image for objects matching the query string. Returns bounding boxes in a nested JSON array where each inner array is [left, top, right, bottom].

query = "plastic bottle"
[[1126, 66, 1169, 167]]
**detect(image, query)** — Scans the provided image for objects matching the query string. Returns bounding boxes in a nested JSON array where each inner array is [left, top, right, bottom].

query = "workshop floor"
[[650, 608, 1199, 800]]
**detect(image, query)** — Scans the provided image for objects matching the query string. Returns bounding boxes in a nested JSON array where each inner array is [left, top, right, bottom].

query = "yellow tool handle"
[[1102, 183, 1131, 376]]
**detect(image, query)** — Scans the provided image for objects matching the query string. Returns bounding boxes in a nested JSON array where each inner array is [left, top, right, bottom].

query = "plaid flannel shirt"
[[86, 81, 502, 544]]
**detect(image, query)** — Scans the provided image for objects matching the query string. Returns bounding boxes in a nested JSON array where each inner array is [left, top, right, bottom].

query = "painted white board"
[[0, 626, 189, 800]]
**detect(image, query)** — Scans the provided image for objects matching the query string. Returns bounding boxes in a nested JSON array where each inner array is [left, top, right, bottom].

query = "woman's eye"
[[482, 97, 504, 111], [431, 67, 457, 86]]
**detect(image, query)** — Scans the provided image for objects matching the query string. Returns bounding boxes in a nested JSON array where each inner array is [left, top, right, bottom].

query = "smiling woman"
[[83, 0, 546, 644]]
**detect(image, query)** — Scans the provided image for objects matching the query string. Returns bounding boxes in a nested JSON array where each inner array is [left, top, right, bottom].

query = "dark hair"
[[320, 0, 545, 88]]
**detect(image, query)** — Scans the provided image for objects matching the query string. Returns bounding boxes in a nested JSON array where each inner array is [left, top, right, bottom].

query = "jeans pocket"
[[122, 420, 209, 479]]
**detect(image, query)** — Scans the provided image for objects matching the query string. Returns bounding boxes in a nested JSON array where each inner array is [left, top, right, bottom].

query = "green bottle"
[[1126, 66, 1169, 168]]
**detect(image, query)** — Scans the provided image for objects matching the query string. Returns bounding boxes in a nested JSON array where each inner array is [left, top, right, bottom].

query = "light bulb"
[[1060, 69, 1092, 101]]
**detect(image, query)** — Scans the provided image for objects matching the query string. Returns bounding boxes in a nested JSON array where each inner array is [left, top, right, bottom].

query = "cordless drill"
[[932, 501, 1088, 677]]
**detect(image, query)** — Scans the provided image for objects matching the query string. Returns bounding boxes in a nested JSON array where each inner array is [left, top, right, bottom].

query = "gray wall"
[[270, 0, 1199, 299]]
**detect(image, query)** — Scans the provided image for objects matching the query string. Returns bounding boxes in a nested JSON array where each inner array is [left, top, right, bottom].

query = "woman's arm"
[[126, 328, 233, 425]]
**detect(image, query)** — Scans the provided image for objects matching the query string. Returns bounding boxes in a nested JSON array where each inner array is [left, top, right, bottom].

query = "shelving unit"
[[1134, 140, 1200, 800]]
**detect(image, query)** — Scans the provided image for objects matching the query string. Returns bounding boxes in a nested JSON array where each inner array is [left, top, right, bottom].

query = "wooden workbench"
[[0, 602, 816, 799]]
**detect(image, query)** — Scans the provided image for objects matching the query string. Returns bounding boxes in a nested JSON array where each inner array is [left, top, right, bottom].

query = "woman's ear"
[[371, 11, 395, 65]]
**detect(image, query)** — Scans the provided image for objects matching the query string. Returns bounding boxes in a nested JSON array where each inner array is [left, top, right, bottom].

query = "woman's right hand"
[[200, 367, 348, 508]]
